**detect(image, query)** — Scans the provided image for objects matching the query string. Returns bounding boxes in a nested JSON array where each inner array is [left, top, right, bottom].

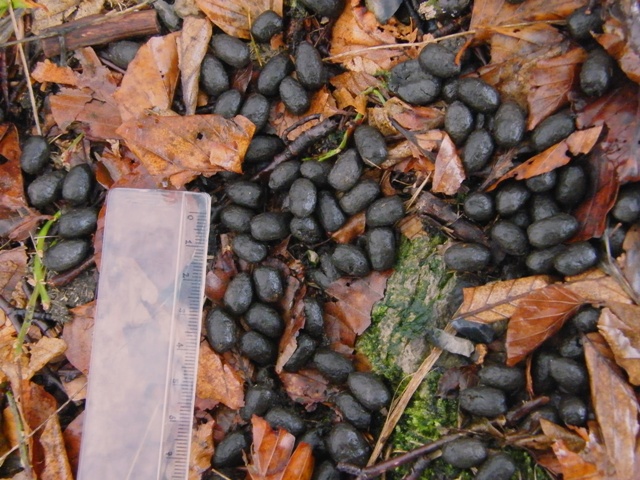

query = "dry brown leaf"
[[596, 0, 640, 83], [62, 411, 83, 476], [280, 369, 333, 407], [454, 275, 551, 323], [23, 337, 67, 381], [31, 59, 77, 85], [116, 113, 255, 188], [432, 133, 465, 195], [330, 71, 379, 115], [481, 23, 564, 65], [271, 87, 338, 141], [63, 301, 95, 375], [470, 0, 587, 29], [94, 144, 158, 189], [368, 97, 444, 137], [598, 303, 640, 385], [329, 0, 418, 74], [506, 285, 583, 365], [331, 212, 366, 243], [584, 334, 640, 480], [40, 410, 73, 480], [489, 126, 602, 190], [178, 17, 213, 115], [280, 441, 314, 480], [195, 0, 283, 40], [114, 33, 180, 123], [189, 417, 215, 480], [620, 225, 640, 299], [563, 268, 633, 305], [0, 124, 27, 218], [22, 381, 58, 476], [0, 247, 27, 299], [196, 341, 245, 410]]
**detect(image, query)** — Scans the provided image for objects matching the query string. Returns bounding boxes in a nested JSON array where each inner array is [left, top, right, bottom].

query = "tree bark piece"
[[40, 10, 160, 58]]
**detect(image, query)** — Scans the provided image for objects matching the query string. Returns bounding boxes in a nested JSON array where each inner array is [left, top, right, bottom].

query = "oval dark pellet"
[[366, 227, 396, 271], [463, 192, 494, 223], [527, 213, 579, 248], [571, 306, 600, 333], [258, 52, 293, 96], [205, 308, 239, 353], [443, 243, 491, 272], [62, 164, 93, 206], [354, 125, 387, 167], [553, 242, 598, 276], [283, 333, 318, 372], [42, 239, 90, 272], [212, 431, 249, 467], [521, 406, 560, 431], [462, 129, 494, 172], [491, 220, 529, 256], [289, 178, 317, 217], [104, 40, 141, 69], [331, 244, 370, 277], [303, 297, 325, 338], [280, 76, 310, 115], [20, 136, 50, 175], [395, 70, 441, 105], [317, 191, 347, 232], [326, 423, 371, 467], [240, 93, 270, 131], [530, 194, 560, 222], [214, 89, 243, 118], [251, 10, 283, 43], [250, 212, 290, 241], [245, 135, 284, 164], [459, 386, 507, 417], [418, 42, 460, 78], [478, 365, 525, 392], [245, 302, 284, 338], [200, 54, 229, 97], [525, 245, 566, 274], [339, 179, 380, 215], [457, 78, 500, 113], [347, 372, 391, 411], [441, 438, 487, 469], [492, 101, 526, 148], [221, 205, 254, 233], [567, 6, 603, 40], [559, 395, 588, 426], [265, 407, 306, 436], [555, 165, 587, 207], [240, 385, 276, 421], [436, 0, 471, 16], [526, 170, 557, 193], [366, 195, 404, 227], [300, 160, 333, 186], [328, 149, 363, 192], [211, 34, 250, 68], [314, 461, 339, 480], [253, 266, 284, 303], [549, 357, 588, 393], [441, 78, 459, 102], [612, 184, 640, 223], [510, 210, 531, 229], [531, 112, 575, 152], [298, 0, 344, 18], [57, 208, 98, 239], [224, 273, 254, 315], [388, 59, 420, 93], [155, 1, 181, 31], [445, 100, 474, 144], [290, 216, 323, 244], [269, 160, 300, 191], [335, 393, 371, 430], [475, 453, 517, 480], [559, 334, 583, 359], [495, 182, 530, 217], [226, 180, 263, 209], [580, 49, 614, 97], [295, 42, 325, 91], [28, 170, 65, 208], [240, 331, 277, 365], [313, 349, 354, 384], [451, 318, 496, 344]]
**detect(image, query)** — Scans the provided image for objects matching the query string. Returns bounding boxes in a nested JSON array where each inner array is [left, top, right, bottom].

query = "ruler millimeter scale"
[[77, 189, 211, 480]]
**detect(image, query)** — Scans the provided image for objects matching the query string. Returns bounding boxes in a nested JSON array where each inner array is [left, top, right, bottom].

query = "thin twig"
[[8, 3, 40, 135], [6, 390, 34, 479]]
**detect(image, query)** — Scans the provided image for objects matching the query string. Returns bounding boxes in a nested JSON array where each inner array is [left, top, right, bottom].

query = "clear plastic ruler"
[[77, 188, 211, 480]]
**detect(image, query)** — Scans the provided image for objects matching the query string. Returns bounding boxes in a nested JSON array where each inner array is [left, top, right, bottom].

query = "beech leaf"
[[563, 268, 633, 305], [196, 342, 245, 410], [189, 417, 215, 480], [0, 246, 27, 299], [598, 303, 640, 386], [595, 0, 640, 83], [329, 71, 379, 115], [178, 17, 212, 115], [432, 133, 465, 195], [271, 87, 338, 141], [470, 0, 587, 29], [280, 369, 333, 407], [584, 334, 640, 480], [331, 212, 366, 243], [195, 0, 283, 40], [506, 284, 583, 365]]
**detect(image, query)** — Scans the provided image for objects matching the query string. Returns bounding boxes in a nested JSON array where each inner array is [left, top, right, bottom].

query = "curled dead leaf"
[[598, 303, 640, 386], [431, 133, 465, 196], [195, 0, 283, 40], [178, 17, 213, 116], [196, 342, 245, 410]]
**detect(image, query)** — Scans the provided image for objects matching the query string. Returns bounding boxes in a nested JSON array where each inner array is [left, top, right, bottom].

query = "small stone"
[[250, 212, 290, 241], [295, 42, 326, 90], [354, 125, 387, 166], [463, 192, 494, 223], [313, 349, 354, 383], [478, 365, 525, 392], [258, 53, 293, 96], [531, 112, 575, 152], [283, 333, 318, 372], [265, 407, 306, 436], [366, 227, 396, 271], [214, 89, 243, 118], [20, 136, 49, 175], [443, 243, 491, 272], [245, 303, 284, 338], [366, 196, 404, 227], [212, 431, 249, 467], [339, 179, 380, 215], [211, 34, 250, 68], [205, 309, 239, 353], [42, 239, 90, 272], [418, 43, 460, 78], [475, 453, 517, 480], [251, 10, 283, 43], [495, 182, 530, 217], [280, 77, 310, 115], [224, 273, 254, 315], [492, 101, 526, 148], [326, 423, 371, 467], [317, 191, 347, 232], [445, 100, 474, 144], [347, 372, 391, 411], [457, 78, 500, 112], [289, 178, 317, 217], [221, 205, 254, 233], [269, 161, 301, 191], [553, 242, 598, 276], [549, 357, 588, 393], [200, 55, 229, 97], [441, 438, 487, 469], [527, 214, 579, 249], [331, 244, 370, 277], [491, 220, 529, 256], [328, 149, 363, 192], [57, 208, 97, 239], [253, 266, 284, 303], [240, 94, 270, 131], [335, 393, 371, 430], [459, 386, 507, 417], [240, 331, 277, 365], [451, 318, 496, 344]]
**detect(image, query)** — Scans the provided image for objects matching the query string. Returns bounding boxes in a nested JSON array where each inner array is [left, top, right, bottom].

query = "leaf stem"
[[6, 390, 33, 479]]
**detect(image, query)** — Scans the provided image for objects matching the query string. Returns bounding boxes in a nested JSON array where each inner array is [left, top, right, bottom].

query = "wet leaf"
[[270, 87, 338, 142], [116, 113, 255, 188], [331, 212, 366, 243], [280, 369, 333, 407], [596, 0, 640, 83], [281, 441, 314, 480], [432, 133, 465, 195], [620, 225, 640, 299], [196, 341, 245, 410], [470, 0, 587, 29], [178, 17, 213, 115], [598, 303, 640, 386], [113, 33, 180, 123], [189, 417, 215, 480], [324, 271, 391, 351], [330, 71, 379, 115], [0, 247, 27, 299], [584, 334, 640, 480], [329, 0, 419, 74], [455, 275, 552, 323], [368, 97, 444, 137], [564, 268, 633, 305], [31, 59, 77, 85], [63, 301, 95, 375], [195, 0, 283, 40], [490, 126, 602, 190], [506, 285, 583, 366], [576, 84, 640, 184]]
